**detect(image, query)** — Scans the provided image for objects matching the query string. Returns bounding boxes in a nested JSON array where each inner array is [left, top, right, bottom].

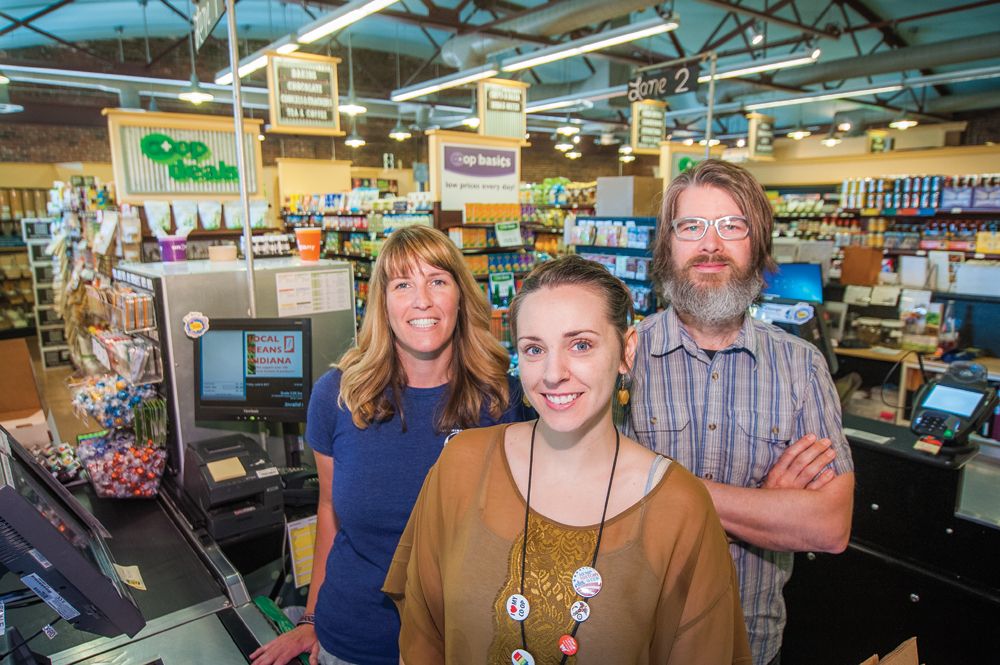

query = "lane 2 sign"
[[628, 64, 701, 103]]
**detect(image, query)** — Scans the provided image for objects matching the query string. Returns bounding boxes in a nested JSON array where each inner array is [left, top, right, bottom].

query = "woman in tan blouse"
[[385, 256, 751, 665]]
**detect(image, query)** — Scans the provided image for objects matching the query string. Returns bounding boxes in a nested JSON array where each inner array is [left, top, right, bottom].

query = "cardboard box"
[[859, 637, 918, 665], [841, 246, 884, 286], [0, 338, 54, 451]]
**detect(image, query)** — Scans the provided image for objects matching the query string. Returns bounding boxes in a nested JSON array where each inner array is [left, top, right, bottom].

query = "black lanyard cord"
[[518, 419, 621, 657]]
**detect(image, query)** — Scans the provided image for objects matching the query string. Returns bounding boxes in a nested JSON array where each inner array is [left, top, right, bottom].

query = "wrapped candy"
[[33, 441, 84, 484], [69, 374, 157, 428], [77, 430, 166, 499]]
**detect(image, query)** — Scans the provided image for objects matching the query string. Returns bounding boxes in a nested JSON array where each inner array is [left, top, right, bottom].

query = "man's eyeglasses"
[[671, 216, 750, 241]]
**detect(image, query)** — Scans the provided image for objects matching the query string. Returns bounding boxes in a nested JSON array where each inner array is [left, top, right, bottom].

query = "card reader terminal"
[[910, 362, 998, 448]]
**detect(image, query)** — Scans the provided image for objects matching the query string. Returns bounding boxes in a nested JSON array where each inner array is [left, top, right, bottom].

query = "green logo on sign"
[[139, 133, 239, 184]]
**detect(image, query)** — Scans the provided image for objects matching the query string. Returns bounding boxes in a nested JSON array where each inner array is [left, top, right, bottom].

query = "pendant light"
[[387, 27, 410, 140], [565, 150, 582, 159], [345, 117, 365, 147], [786, 124, 811, 140], [889, 110, 918, 130], [462, 95, 480, 129], [821, 128, 841, 147], [619, 154, 635, 163], [0, 85, 23, 114], [556, 114, 580, 136], [554, 131, 573, 151], [0, 71, 9, 85], [178, 3, 213, 105], [340, 31, 367, 116]]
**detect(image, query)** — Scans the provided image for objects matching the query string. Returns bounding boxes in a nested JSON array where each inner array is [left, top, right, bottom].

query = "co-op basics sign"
[[440, 144, 519, 211]]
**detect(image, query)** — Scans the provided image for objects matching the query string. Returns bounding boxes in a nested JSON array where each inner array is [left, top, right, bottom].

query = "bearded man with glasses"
[[618, 160, 854, 665]]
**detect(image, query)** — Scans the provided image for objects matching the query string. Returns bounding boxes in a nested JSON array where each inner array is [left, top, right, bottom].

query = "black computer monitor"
[[193, 318, 312, 423], [0, 426, 145, 639], [763, 263, 824, 304]]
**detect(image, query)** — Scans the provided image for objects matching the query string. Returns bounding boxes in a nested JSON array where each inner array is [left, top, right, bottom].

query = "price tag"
[[494, 222, 523, 247], [92, 340, 111, 370], [113, 564, 147, 591], [43, 624, 58, 640], [916, 250, 927, 256], [975, 253, 986, 259], [951, 208, 963, 214]]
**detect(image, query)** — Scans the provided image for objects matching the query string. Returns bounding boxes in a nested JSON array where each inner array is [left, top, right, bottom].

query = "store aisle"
[[26, 336, 92, 444]]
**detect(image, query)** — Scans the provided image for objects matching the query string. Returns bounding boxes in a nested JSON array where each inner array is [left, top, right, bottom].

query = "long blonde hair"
[[337, 225, 511, 432]]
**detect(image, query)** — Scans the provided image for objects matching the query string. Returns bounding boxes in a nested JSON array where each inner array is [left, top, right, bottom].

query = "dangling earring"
[[617, 388, 630, 405]]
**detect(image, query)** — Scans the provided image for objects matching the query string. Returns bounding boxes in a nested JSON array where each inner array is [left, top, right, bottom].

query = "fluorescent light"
[[698, 49, 820, 83], [215, 35, 299, 84], [699, 139, 721, 146], [298, 0, 399, 43], [501, 16, 679, 72], [526, 99, 577, 113], [744, 84, 902, 110], [462, 115, 480, 128], [391, 62, 498, 102]]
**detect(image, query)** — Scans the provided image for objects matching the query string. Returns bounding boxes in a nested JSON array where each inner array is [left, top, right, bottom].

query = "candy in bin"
[[33, 441, 84, 484], [77, 430, 167, 499]]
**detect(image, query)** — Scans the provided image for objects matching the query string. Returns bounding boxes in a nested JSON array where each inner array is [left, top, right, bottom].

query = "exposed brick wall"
[[521, 136, 659, 183], [0, 123, 111, 162], [958, 107, 1000, 146]]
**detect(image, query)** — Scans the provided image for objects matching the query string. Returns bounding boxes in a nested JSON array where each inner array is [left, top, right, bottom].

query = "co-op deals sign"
[[440, 144, 519, 211]]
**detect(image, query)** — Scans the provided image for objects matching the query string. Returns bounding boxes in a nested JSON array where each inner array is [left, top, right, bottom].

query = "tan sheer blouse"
[[383, 424, 751, 665]]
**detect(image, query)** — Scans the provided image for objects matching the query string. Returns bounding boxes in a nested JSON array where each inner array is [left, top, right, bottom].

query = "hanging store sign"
[[439, 142, 519, 211], [627, 64, 700, 103], [746, 113, 775, 161], [631, 100, 667, 155], [104, 109, 264, 202], [478, 79, 528, 140], [266, 52, 344, 136], [194, 0, 225, 51]]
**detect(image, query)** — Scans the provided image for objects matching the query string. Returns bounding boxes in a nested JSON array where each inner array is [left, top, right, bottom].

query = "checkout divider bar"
[[159, 490, 252, 607]]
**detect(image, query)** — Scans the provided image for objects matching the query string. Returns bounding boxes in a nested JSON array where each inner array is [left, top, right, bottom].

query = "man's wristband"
[[297, 613, 315, 626]]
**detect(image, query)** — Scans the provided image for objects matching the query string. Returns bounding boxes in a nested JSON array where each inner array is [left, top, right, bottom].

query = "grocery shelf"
[[459, 244, 534, 254], [473, 271, 532, 281], [841, 207, 1000, 217], [326, 251, 376, 261], [141, 227, 277, 239]]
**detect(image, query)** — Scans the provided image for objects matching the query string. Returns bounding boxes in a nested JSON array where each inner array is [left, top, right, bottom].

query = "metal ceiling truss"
[[692, 0, 840, 40]]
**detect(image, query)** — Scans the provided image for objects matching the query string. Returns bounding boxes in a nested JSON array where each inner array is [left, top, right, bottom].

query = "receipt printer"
[[183, 434, 284, 540], [911, 361, 999, 449]]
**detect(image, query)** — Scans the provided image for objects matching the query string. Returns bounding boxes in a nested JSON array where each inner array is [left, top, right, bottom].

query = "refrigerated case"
[[110, 257, 356, 486]]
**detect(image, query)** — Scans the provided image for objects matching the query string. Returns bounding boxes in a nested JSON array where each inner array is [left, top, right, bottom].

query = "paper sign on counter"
[[113, 564, 147, 591]]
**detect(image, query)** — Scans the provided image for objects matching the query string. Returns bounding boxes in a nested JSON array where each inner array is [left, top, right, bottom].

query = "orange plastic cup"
[[295, 227, 322, 262]]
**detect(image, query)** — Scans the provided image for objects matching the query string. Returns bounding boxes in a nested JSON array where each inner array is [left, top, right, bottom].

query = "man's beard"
[[661, 254, 764, 327]]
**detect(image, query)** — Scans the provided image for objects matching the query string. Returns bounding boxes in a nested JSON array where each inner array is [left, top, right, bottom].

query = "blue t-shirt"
[[306, 368, 529, 665]]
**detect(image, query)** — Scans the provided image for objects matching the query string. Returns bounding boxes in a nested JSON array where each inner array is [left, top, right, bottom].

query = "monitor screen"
[[921, 384, 985, 417], [194, 318, 312, 422], [763, 263, 824, 303], [0, 427, 145, 638]]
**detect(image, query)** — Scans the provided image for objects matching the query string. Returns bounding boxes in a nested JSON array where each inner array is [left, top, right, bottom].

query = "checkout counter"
[[783, 414, 1000, 665]]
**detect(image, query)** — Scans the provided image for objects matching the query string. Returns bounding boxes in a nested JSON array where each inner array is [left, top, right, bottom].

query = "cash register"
[[186, 318, 313, 540], [910, 361, 998, 453]]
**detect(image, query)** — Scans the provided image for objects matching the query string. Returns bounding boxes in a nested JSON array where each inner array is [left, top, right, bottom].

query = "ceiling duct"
[[442, 0, 665, 69], [711, 31, 1000, 102]]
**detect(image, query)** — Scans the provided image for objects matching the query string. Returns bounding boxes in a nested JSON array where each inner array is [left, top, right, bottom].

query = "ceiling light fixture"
[[620, 154, 635, 163], [298, 0, 400, 44], [345, 119, 365, 148], [736, 138, 746, 147], [821, 129, 841, 147], [698, 49, 820, 83], [179, 6, 212, 105], [340, 31, 367, 116], [501, 15, 679, 72], [555, 139, 574, 151], [572, 135, 580, 144], [838, 121, 852, 132], [566, 151, 582, 159], [699, 139, 721, 146], [745, 22, 764, 47], [683, 138, 694, 146], [745, 84, 902, 111], [889, 110, 918, 130], [462, 96, 480, 128], [556, 114, 580, 135], [619, 144, 633, 154], [787, 124, 811, 140], [0, 71, 9, 85], [389, 117, 411, 140], [391, 61, 498, 102]]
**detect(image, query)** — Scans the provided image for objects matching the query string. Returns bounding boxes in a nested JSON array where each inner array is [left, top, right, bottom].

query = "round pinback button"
[[506, 593, 530, 622], [572, 566, 603, 598], [570, 600, 591, 622], [558, 635, 578, 656], [511, 648, 535, 665]]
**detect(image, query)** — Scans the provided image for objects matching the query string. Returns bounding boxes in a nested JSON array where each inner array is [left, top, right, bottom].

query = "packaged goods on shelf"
[[86, 285, 156, 332], [464, 255, 489, 276], [465, 203, 521, 224], [407, 191, 435, 211], [770, 192, 839, 216], [240, 234, 293, 258], [520, 179, 596, 206], [487, 253, 534, 274], [90, 329, 163, 385], [841, 173, 1000, 211], [379, 213, 432, 234]]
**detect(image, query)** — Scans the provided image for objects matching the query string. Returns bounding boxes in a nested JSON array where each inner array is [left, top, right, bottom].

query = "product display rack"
[[22, 218, 70, 368], [571, 216, 658, 317]]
